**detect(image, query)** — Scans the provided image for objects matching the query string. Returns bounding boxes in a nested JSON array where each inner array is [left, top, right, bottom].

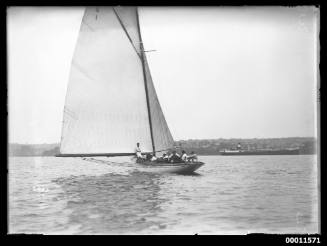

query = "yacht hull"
[[136, 160, 204, 174]]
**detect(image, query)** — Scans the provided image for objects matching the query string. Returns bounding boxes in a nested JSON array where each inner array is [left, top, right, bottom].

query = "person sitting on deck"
[[181, 150, 188, 162], [156, 153, 167, 163], [167, 151, 173, 161], [135, 142, 145, 160], [187, 151, 198, 162], [163, 153, 169, 162], [169, 150, 183, 163], [151, 155, 157, 162], [146, 153, 153, 161]]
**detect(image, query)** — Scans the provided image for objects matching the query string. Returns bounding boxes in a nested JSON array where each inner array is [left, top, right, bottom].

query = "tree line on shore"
[[9, 137, 316, 156], [176, 137, 316, 155]]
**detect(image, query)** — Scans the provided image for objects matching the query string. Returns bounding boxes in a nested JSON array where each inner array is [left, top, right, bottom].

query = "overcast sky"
[[8, 6, 319, 144]]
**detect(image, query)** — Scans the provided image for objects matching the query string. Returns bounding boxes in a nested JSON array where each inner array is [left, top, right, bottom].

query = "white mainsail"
[[59, 7, 174, 156]]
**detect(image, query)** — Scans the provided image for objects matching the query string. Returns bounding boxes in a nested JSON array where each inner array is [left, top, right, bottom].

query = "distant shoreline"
[[9, 154, 317, 157], [9, 136, 317, 146], [9, 137, 316, 156]]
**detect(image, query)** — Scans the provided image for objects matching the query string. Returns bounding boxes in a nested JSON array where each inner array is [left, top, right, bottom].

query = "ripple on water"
[[9, 156, 318, 234]]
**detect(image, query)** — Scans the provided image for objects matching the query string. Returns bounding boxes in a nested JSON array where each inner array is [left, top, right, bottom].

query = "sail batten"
[[59, 7, 174, 156]]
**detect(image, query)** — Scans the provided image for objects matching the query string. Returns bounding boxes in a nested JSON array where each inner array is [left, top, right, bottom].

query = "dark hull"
[[220, 149, 300, 156], [136, 159, 204, 174]]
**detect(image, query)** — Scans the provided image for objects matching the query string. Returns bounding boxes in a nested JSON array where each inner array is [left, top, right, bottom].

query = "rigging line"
[[112, 7, 142, 59], [82, 19, 95, 31], [81, 157, 134, 165], [136, 8, 156, 155]]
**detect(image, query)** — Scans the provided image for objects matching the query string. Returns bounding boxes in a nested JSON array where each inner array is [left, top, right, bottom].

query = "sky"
[[7, 6, 319, 144]]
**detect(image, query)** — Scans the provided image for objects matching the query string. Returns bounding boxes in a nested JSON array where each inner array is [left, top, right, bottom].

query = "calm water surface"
[[9, 155, 319, 234]]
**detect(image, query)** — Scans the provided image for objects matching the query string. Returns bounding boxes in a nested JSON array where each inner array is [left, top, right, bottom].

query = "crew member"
[[135, 142, 145, 160], [181, 150, 188, 162], [187, 151, 198, 162]]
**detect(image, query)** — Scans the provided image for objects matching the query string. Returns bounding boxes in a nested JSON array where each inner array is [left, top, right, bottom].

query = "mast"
[[136, 7, 156, 155]]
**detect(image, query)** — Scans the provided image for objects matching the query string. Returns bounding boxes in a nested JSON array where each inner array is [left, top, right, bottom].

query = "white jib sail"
[[143, 55, 174, 153], [60, 6, 174, 155]]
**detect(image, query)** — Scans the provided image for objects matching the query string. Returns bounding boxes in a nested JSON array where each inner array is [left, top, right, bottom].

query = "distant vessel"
[[220, 148, 300, 156], [220, 143, 300, 156], [56, 7, 204, 174]]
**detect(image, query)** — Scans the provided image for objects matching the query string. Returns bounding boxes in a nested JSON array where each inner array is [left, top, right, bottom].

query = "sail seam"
[[112, 7, 142, 59], [73, 61, 95, 82]]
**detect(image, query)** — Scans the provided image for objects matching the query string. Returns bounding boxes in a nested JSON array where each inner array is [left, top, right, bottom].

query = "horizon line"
[[8, 136, 317, 145]]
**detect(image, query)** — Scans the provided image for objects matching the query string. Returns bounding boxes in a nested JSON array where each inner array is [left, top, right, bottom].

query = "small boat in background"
[[220, 143, 300, 156]]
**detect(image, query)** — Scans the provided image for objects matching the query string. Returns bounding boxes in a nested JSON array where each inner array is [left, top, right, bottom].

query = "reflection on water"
[[54, 171, 167, 234], [9, 155, 319, 234]]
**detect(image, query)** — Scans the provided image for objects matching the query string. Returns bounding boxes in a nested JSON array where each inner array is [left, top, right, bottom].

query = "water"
[[8, 155, 319, 234]]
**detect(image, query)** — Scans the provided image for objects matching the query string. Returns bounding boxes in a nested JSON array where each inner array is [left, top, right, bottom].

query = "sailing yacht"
[[57, 6, 204, 174]]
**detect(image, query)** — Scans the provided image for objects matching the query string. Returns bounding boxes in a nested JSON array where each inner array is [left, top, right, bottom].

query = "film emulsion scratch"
[[7, 6, 319, 235]]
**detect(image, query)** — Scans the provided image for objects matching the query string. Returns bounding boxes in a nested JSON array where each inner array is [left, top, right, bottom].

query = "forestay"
[[59, 7, 174, 156]]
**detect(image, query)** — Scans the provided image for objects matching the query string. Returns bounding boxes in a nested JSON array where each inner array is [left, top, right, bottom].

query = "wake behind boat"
[[56, 6, 204, 174]]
